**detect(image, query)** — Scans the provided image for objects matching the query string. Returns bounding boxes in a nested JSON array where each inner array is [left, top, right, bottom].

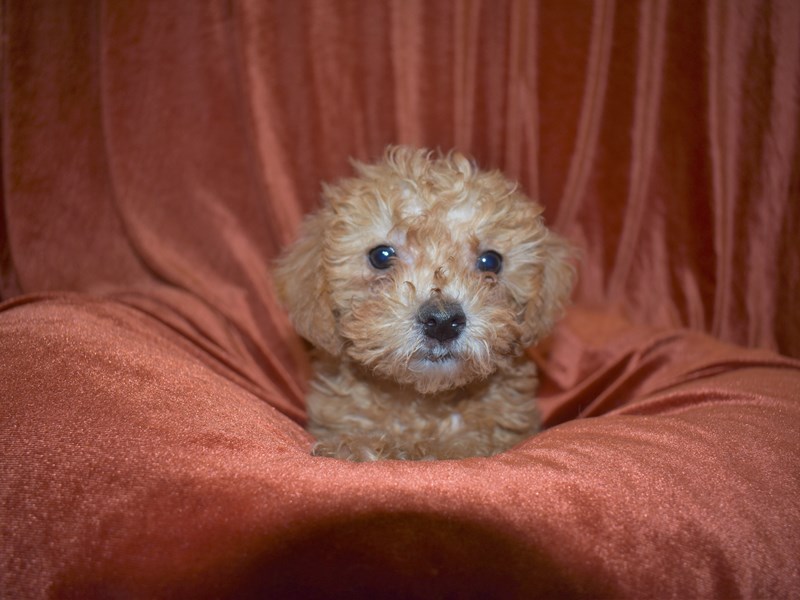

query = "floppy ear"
[[273, 209, 342, 356], [521, 230, 576, 347]]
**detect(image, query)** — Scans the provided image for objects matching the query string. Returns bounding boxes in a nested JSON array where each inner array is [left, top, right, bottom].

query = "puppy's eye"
[[368, 245, 396, 269], [476, 250, 503, 274]]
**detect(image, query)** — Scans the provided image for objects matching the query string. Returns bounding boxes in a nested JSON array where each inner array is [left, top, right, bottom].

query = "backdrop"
[[3, 0, 799, 357], [2, 1, 799, 598]]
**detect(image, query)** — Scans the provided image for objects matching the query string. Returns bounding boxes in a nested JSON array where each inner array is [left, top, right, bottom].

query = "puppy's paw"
[[311, 435, 408, 461]]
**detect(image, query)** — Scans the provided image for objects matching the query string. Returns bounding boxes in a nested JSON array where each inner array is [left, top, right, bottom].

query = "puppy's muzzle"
[[418, 300, 466, 343]]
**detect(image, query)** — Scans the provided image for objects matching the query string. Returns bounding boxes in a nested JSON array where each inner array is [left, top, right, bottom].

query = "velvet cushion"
[[3, 295, 798, 597], [2, 1, 800, 597]]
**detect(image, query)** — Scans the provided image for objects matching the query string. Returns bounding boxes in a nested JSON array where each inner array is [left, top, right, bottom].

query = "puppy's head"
[[274, 146, 574, 394]]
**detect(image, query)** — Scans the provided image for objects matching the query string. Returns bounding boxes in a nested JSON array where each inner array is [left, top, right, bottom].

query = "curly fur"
[[274, 146, 574, 461]]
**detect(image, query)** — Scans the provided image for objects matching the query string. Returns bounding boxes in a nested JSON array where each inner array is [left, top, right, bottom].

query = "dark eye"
[[476, 250, 503, 274], [368, 245, 396, 269]]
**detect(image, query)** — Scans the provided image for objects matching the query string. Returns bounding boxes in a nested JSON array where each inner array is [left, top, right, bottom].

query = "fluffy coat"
[[275, 146, 574, 460]]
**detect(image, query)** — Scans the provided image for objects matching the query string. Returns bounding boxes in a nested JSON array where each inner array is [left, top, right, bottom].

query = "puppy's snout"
[[418, 300, 466, 343]]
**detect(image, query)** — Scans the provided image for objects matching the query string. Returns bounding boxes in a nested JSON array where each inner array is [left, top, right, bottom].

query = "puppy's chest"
[[307, 358, 529, 435]]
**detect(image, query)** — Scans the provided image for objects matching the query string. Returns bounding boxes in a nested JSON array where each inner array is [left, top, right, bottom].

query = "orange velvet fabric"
[[2, 1, 799, 598]]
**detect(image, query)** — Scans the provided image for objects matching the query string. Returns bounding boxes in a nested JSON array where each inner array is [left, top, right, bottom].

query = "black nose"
[[418, 300, 466, 343]]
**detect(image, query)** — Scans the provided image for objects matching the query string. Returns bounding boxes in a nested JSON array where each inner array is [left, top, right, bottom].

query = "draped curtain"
[[3, 0, 799, 359], [3, 2, 800, 598]]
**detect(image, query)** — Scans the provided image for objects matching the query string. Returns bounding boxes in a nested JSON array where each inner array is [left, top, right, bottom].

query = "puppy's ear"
[[521, 231, 576, 347], [273, 209, 341, 356]]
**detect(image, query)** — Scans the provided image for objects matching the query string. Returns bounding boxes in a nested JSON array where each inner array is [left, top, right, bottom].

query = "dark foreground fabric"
[[2, 1, 800, 598], [2, 296, 799, 598]]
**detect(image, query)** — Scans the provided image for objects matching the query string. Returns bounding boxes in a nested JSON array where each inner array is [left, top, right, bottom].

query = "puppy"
[[275, 146, 574, 461]]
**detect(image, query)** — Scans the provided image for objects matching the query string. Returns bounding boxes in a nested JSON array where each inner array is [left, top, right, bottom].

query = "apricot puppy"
[[275, 146, 574, 461]]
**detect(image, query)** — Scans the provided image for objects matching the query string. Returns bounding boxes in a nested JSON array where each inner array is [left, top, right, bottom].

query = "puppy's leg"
[[312, 433, 414, 461]]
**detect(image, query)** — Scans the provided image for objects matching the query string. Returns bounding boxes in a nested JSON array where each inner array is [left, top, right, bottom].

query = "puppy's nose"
[[418, 300, 466, 343]]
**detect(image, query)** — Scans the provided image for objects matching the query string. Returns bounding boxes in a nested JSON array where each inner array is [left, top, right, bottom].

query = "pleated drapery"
[[3, 0, 799, 357], [2, 2, 800, 598]]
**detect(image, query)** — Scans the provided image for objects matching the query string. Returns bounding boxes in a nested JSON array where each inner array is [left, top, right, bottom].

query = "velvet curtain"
[[3, 0, 799, 357], [3, 1, 800, 598]]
